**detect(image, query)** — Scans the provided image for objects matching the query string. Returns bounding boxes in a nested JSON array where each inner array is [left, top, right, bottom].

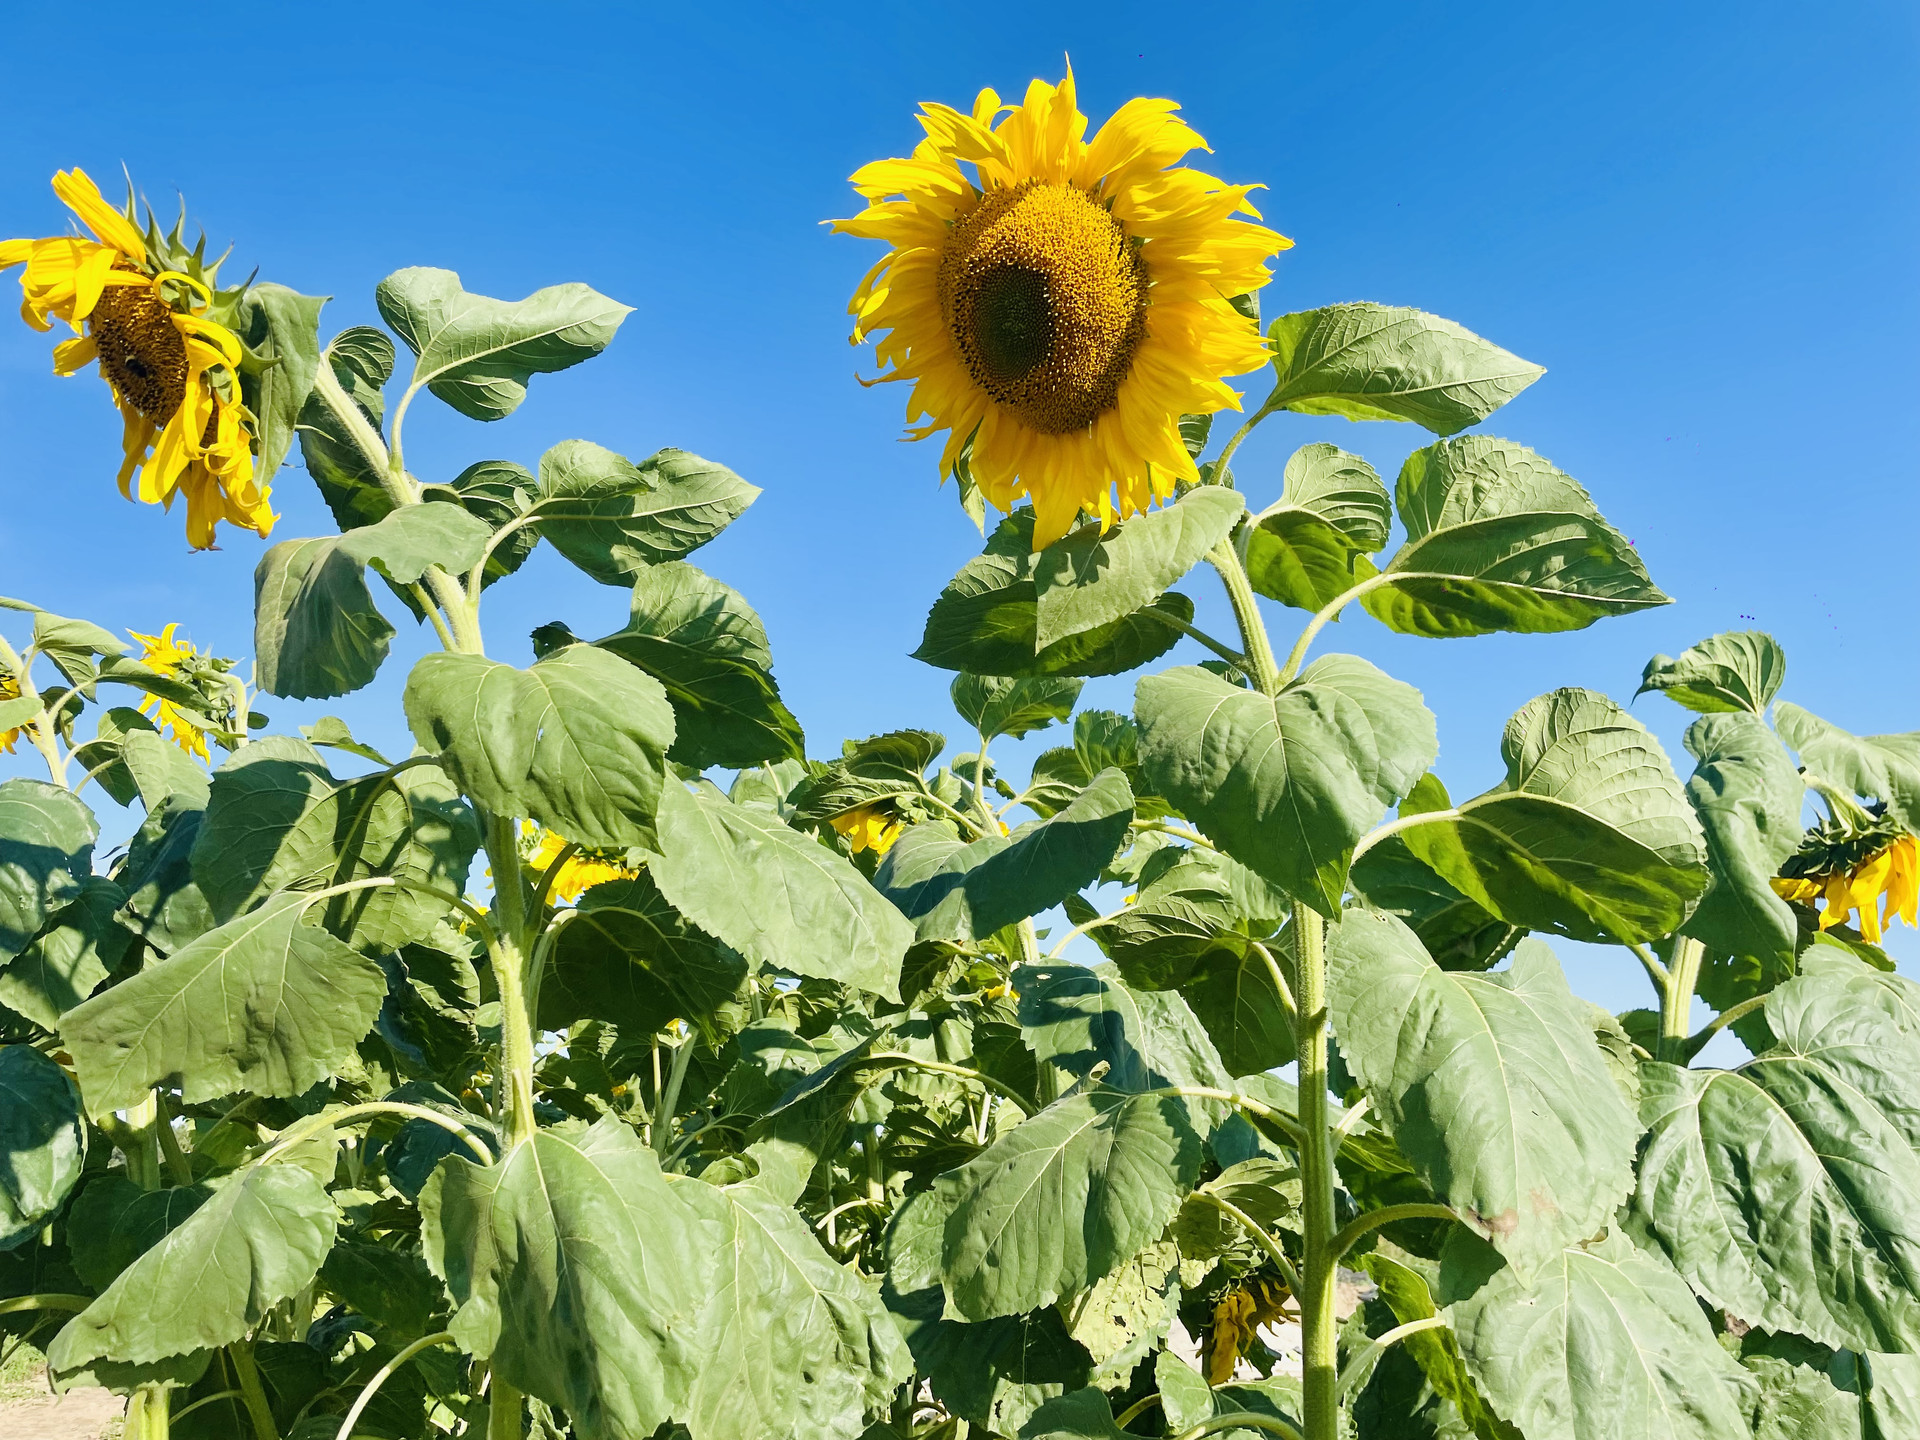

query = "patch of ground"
[[0, 1350, 123, 1440]]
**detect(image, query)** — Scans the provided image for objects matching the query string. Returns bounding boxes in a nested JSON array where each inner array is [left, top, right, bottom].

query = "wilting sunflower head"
[[0, 169, 276, 550], [835, 70, 1290, 545], [129, 623, 225, 762], [1772, 810, 1920, 944]]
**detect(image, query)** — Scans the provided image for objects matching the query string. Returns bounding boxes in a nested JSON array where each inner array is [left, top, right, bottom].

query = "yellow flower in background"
[[0, 169, 275, 550], [837, 70, 1289, 546], [1773, 831, 1919, 944], [830, 802, 904, 856], [525, 823, 639, 904], [0, 669, 23, 754], [128, 624, 211, 762]]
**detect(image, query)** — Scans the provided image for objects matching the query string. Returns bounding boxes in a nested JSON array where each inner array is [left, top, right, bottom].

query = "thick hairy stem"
[[129, 1384, 172, 1440], [489, 1380, 524, 1440], [228, 1340, 279, 1440], [653, 1034, 697, 1160], [1660, 936, 1706, 1063], [1206, 541, 1282, 695], [120, 1093, 163, 1191], [486, 816, 538, 1148], [1292, 904, 1339, 1440]]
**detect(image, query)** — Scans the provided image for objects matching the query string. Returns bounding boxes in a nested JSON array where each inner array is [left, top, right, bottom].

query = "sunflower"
[[1771, 813, 1920, 944], [836, 70, 1290, 546], [525, 822, 641, 904], [829, 801, 905, 856], [0, 170, 275, 549], [1207, 1275, 1291, 1384], [128, 624, 213, 762], [0, 668, 23, 754]]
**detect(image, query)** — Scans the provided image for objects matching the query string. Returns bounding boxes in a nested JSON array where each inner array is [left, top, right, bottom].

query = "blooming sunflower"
[[829, 802, 905, 856], [0, 170, 275, 549], [129, 624, 213, 762], [836, 70, 1290, 545], [525, 823, 640, 904], [1771, 812, 1920, 944], [0, 668, 23, 754]]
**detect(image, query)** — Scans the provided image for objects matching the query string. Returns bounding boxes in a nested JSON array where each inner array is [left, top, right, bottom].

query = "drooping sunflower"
[[0, 669, 23, 754], [1771, 811, 1920, 944], [836, 71, 1290, 545], [1207, 1275, 1291, 1384], [129, 624, 214, 762], [0, 170, 275, 549], [829, 801, 906, 856], [525, 822, 641, 904]]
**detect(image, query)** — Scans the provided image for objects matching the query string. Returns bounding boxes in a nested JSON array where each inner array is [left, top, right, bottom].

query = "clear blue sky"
[[2, 2, 1914, 1039]]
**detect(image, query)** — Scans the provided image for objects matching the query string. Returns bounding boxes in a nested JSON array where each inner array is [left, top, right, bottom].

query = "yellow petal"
[[51, 333, 97, 375], [51, 169, 146, 264]]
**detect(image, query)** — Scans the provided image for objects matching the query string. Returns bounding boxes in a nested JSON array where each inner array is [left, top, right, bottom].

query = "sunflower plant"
[[1, 73, 1919, 1440]]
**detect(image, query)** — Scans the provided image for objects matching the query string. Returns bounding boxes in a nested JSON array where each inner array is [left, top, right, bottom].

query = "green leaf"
[[120, 730, 209, 812], [1633, 950, 1920, 1351], [252, 537, 395, 701], [375, 267, 631, 421], [226, 282, 325, 487], [786, 730, 944, 827], [60, 891, 387, 1115], [423, 459, 542, 593], [1014, 961, 1232, 1100], [530, 442, 759, 586], [296, 327, 395, 533], [190, 736, 480, 952], [1448, 1230, 1754, 1440], [933, 1085, 1204, 1320], [299, 715, 391, 766], [0, 877, 128, 1028], [1865, 1353, 1920, 1440], [1678, 713, 1803, 969], [403, 646, 675, 850], [1361, 1253, 1517, 1440], [337, 503, 495, 585], [1065, 1238, 1183, 1386], [112, 797, 214, 957], [593, 561, 804, 769], [951, 674, 1084, 741], [915, 513, 1195, 677], [47, 1165, 337, 1368], [1350, 780, 1521, 971], [651, 784, 912, 998], [0, 1045, 85, 1249], [1638, 631, 1786, 714], [1361, 437, 1668, 637], [874, 769, 1135, 942], [1399, 688, 1708, 945], [423, 1120, 712, 1440], [1775, 701, 1920, 831], [675, 1167, 912, 1440], [319, 1239, 442, 1338], [1245, 443, 1390, 612], [1328, 912, 1641, 1276], [1265, 303, 1544, 433], [68, 707, 155, 809], [1136, 657, 1437, 915], [0, 779, 95, 963], [1033, 487, 1244, 648], [539, 871, 749, 1038]]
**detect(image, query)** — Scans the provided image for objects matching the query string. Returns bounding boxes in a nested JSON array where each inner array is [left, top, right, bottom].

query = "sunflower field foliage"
[[3, 71, 1920, 1440]]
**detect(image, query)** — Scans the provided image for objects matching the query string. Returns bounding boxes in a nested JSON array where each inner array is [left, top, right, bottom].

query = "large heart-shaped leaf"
[[252, 536, 395, 700], [296, 326, 396, 533], [1244, 443, 1390, 613], [376, 266, 631, 421], [1265, 303, 1544, 434], [951, 674, 1084, 742], [60, 891, 387, 1115], [1014, 961, 1231, 1103], [1032, 487, 1244, 648], [651, 784, 912, 998], [1638, 631, 1786, 715], [404, 645, 675, 850], [421, 1119, 711, 1440], [1447, 1230, 1754, 1440], [223, 282, 324, 488], [530, 442, 759, 587], [1136, 658, 1436, 914], [1349, 775, 1520, 972], [336, 503, 496, 585], [1360, 437, 1668, 637], [1633, 951, 1920, 1351], [1775, 702, 1920, 831], [675, 1167, 911, 1440], [0, 877, 127, 1028], [915, 514, 1194, 677], [1677, 713, 1803, 969], [1328, 912, 1641, 1276], [933, 1085, 1204, 1320], [1399, 688, 1707, 944], [874, 769, 1134, 942], [0, 779, 95, 963], [0, 1045, 85, 1250], [191, 736, 479, 952], [594, 561, 803, 769], [47, 1165, 337, 1367]]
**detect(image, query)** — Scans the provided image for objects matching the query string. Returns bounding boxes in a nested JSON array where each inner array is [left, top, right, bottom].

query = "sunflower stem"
[[1659, 936, 1705, 1063], [1290, 902, 1340, 1440], [0, 633, 69, 788], [1207, 541, 1282, 695], [1211, 390, 1283, 481]]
